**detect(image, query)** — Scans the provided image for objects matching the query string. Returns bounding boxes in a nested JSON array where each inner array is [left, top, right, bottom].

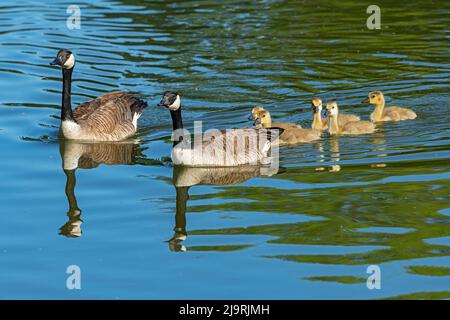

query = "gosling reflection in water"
[[370, 130, 388, 168], [328, 137, 341, 172], [314, 132, 388, 172], [314, 137, 341, 172], [59, 140, 143, 237], [168, 165, 281, 252]]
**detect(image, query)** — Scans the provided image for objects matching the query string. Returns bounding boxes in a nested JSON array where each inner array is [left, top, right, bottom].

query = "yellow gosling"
[[256, 110, 321, 145], [326, 101, 375, 135], [250, 106, 301, 129], [362, 91, 417, 122], [312, 97, 361, 130]]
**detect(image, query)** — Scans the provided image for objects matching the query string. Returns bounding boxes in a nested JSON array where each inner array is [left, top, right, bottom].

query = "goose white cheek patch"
[[168, 95, 181, 111], [63, 54, 75, 69]]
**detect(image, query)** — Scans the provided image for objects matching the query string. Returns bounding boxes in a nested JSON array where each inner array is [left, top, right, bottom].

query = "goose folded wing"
[[73, 91, 142, 122], [75, 92, 142, 133]]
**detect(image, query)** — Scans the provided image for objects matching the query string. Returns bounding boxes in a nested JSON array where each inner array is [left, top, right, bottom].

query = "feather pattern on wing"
[[64, 91, 147, 141], [172, 128, 282, 167]]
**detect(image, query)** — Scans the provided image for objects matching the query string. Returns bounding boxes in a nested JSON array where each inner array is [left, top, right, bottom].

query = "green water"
[[0, 0, 449, 299]]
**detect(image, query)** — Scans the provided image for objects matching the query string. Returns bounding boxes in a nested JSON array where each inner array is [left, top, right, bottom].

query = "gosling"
[[256, 110, 321, 145], [249, 106, 301, 129], [325, 101, 376, 135], [362, 91, 417, 122], [311, 97, 360, 130]]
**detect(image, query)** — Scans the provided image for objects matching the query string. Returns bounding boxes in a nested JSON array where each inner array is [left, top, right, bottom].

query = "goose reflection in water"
[[168, 165, 281, 252], [58, 140, 145, 237]]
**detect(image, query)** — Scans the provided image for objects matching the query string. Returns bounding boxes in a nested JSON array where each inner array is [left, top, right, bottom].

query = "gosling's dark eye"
[[371, 95, 375, 98]]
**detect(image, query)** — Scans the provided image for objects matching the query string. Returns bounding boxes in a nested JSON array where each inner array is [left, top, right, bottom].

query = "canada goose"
[[256, 109, 321, 145], [311, 97, 360, 130], [249, 106, 301, 129], [325, 101, 376, 135], [158, 91, 283, 167], [169, 165, 280, 251], [50, 49, 148, 141], [362, 91, 417, 122]]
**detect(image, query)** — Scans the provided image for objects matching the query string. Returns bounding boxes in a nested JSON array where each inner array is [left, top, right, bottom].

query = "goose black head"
[[158, 91, 181, 111], [50, 49, 75, 69]]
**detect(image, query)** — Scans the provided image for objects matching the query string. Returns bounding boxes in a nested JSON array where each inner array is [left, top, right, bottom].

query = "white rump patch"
[[61, 120, 81, 139], [132, 112, 141, 129]]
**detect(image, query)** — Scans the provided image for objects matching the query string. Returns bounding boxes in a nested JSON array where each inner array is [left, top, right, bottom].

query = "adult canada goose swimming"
[[256, 109, 321, 145], [50, 49, 148, 141], [311, 97, 360, 130], [325, 101, 376, 135], [158, 91, 283, 167], [362, 91, 417, 122], [249, 106, 302, 129]]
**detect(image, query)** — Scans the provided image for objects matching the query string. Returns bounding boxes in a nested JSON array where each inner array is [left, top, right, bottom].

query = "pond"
[[0, 0, 449, 299]]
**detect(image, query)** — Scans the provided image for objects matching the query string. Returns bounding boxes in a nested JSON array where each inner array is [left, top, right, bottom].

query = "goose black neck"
[[61, 68, 75, 121], [170, 108, 184, 147]]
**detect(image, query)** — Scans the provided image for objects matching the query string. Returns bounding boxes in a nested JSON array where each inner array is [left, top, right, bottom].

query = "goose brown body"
[[62, 91, 148, 141]]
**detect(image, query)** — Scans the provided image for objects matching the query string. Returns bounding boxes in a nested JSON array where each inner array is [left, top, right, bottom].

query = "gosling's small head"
[[254, 110, 271, 127], [325, 101, 339, 117], [157, 91, 181, 111], [248, 106, 265, 121], [50, 49, 75, 69], [362, 91, 384, 105], [311, 97, 323, 113]]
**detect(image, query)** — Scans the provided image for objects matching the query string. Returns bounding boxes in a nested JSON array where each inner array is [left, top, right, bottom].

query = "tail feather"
[[130, 97, 148, 116], [265, 127, 284, 142]]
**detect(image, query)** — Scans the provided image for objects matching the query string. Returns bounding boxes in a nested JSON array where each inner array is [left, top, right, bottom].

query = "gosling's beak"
[[323, 109, 328, 117], [254, 118, 261, 126], [248, 114, 255, 121], [361, 97, 369, 103], [50, 57, 62, 66], [312, 106, 318, 114]]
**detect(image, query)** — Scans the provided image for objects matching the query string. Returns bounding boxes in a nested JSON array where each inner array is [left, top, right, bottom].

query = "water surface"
[[0, 0, 449, 299]]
